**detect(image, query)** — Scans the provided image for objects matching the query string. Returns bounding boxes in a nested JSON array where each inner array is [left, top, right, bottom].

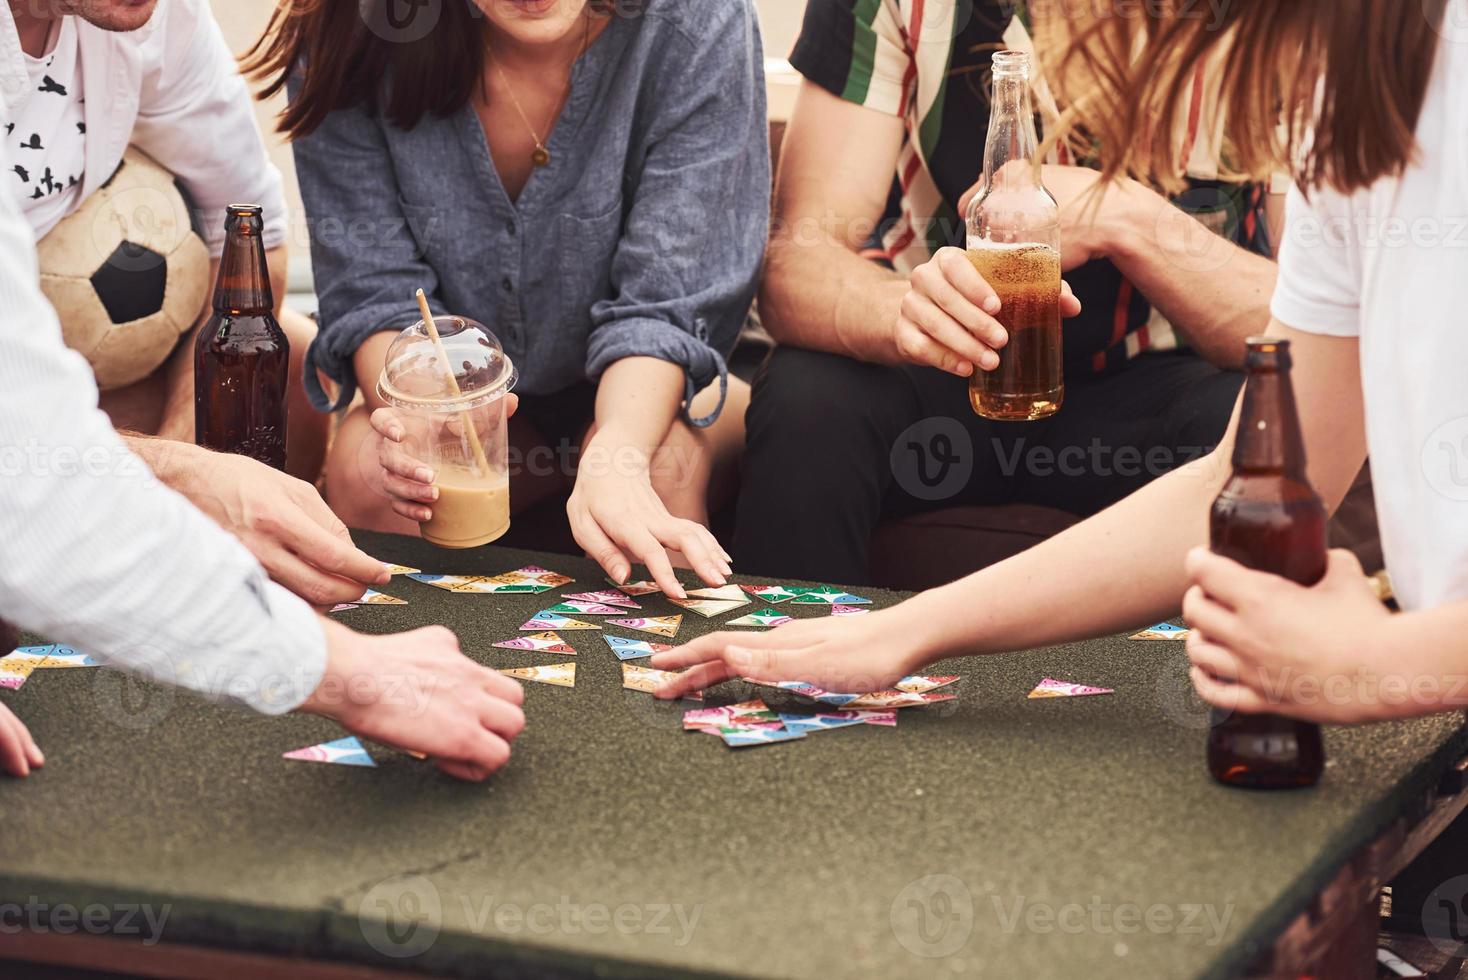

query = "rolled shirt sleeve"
[[790, 0, 913, 116], [0, 170, 326, 715], [129, 0, 288, 255], [584, 3, 770, 427]]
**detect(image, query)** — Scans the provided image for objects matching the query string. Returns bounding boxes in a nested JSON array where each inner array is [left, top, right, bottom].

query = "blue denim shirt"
[[292, 0, 769, 426]]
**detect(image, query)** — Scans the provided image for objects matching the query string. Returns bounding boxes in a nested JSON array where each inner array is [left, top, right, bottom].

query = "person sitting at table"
[[0, 163, 525, 781], [1, 0, 380, 609], [733, 0, 1283, 584], [652, 0, 1468, 728], [243, 0, 769, 598]]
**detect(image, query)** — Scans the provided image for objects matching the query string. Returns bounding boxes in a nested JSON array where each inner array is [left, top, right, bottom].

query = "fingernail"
[[674, 586, 688, 600], [428, 487, 440, 501], [984, 296, 1001, 314], [958, 361, 974, 377], [416, 468, 435, 483], [982, 353, 999, 370]]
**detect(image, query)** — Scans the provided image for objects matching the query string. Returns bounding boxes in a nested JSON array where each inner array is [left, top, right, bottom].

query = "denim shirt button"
[[507, 218, 518, 236], [501, 277, 515, 293]]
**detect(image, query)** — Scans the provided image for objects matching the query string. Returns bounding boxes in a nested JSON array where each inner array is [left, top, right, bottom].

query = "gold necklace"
[[487, 15, 591, 168]]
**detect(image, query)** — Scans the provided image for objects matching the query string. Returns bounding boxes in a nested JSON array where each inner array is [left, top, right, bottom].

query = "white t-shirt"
[[6, 17, 85, 239], [1271, 5, 1468, 612]]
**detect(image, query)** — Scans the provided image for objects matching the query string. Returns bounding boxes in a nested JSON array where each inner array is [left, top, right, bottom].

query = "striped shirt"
[[790, 0, 1275, 376]]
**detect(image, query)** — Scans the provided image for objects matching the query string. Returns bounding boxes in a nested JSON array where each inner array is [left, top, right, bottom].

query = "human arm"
[[652, 319, 1366, 696]]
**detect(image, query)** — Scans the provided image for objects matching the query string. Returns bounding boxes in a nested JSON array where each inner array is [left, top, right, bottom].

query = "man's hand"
[[1183, 548, 1403, 724], [0, 702, 43, 778], [142, 440, 390, 607], [302, 620, 526, 782], [896, 247, 1082, 378]]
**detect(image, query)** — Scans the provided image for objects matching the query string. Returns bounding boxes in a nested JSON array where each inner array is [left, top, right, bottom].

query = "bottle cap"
[[377, 315, 517, 412]]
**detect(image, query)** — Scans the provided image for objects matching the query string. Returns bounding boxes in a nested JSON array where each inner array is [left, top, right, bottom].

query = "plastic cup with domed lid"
[[377, 315, 517, 549]]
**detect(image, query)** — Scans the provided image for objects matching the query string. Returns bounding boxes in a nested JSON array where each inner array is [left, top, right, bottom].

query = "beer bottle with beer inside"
[[194, 205, 289, 471], [1206, 338, 1326, 788], [966, 50, 1063, 421]]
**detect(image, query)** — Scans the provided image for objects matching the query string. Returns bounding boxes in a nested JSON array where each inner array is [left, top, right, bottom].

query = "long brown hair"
[[242, 0, 619, 140], [1044, 0, 1451, 195]]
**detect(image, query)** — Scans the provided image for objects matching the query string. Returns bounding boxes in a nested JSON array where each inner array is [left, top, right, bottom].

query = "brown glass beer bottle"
[[194, 205, 289, 471], [1206, 338, 1326, 788]]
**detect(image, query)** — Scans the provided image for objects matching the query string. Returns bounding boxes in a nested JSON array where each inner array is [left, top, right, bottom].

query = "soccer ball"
[[35, 147, 210, 390]]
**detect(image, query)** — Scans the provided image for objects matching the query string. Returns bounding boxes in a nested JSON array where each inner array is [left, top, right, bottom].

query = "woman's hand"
[[0, 702, 43, 777], [896, 247, 1082, 378], [370, 395, 519, 524], [1183, 548, 1403, 724], [567, 460, 731, 598], [648, 607, 934, 699]]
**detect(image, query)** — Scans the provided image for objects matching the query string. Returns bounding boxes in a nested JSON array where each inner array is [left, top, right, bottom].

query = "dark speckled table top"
[[1, 531, 1465, 979]]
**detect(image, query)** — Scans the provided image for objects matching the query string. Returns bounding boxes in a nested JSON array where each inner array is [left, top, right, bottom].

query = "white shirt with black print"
[[6, 16, 83, 239]]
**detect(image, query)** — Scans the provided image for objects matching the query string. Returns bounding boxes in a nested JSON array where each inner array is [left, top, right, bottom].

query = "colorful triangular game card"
[[563, 590, 641, 609], [608, 578, 663, 597], [621, 662, 702, 700], [539, 600, 627, 616], [498, 663, 576, 688], [0, 649, 52, 690], [1028, 678, 1114, 699], [720, 726, 806, 748], [493, 632, 577, 654], [603, 635, 674, 661], [668, 594, 750, 618], [790, 586, 871, 605], [34, 646, 100, 668], [521, 612, 601, 631], [683, 700, 781, 732], [739, 584, 804, 604], [380, 563, 421, 575], [776, 710, 897, 733], [831, 604, 870, 617], [283, 736, 376, 767], [726, 608, 793, 628], [355, 589, 407, 606], [895, 675, 960, 695], [607, 615, 682, 638], [1129, 622, 1192, 641]]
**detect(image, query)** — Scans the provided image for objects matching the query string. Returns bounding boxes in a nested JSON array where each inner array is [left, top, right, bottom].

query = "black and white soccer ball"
[[34, 146, 210, 390]]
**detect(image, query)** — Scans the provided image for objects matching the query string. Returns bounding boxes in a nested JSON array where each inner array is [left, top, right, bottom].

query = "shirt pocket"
[[398, 199, 449, 267], [557, 195, 625, 329]]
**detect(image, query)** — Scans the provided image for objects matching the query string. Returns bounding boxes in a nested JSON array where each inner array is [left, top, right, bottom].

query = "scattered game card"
[[355, 589, 407, 606], [380, 563, 421, 575], [740, 584, 803, 604], [329, 603, 358, 613], [789, 586, 871, 605], [0, 650, 51, 690], [493, 632, 577, 654], [498, 663, 576, 688], [830, 604, 870, 617], [895, 675, 960, 695], [539, 600, 628, 616], [603, 635, 674, 661], [1130, 622, 1192, 641], [521, 612, 601, 631], [1028, 678, 1114, 699], [409, 565, 572, 594], [683, 699, 781, 732], [743, 678, 830, 700], [621, 662, 702, 700], [607, 615, 682, 638], [719, 726, 806, 748], [726, 608, 793, 628], [283, 736, 376, 768], [777, 710, 897, 733], [33, 646, 100, 668], [608, 578, 663, 597], [669, 586, 750, 618], [841, 691, 957, 709], [562, 590, 641, 609]]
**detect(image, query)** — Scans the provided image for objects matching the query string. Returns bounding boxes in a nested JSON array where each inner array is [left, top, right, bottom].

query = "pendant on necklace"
[[532, 145, 551, 167]]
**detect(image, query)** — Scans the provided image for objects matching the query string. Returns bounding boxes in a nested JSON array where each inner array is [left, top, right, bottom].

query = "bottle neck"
[[982, 71, 1040, 191], [1232, 362, 1309, 478], [212, 214, 274, 316]]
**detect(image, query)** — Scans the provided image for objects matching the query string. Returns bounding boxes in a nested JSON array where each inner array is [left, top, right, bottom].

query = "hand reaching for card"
[[649, 611, 923, 699], [303, 620, 525, 782], [0, 702, 43, 778], [368, 396, 520, 524]]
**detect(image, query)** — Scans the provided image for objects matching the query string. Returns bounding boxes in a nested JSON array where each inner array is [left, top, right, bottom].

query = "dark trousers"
[[733, 347, 1244, 583]]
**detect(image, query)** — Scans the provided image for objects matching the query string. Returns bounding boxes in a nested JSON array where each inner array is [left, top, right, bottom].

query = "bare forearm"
[[1108, 187, 1276, 369], [590, 357, 683, 462], [761, 234, 908, 364]]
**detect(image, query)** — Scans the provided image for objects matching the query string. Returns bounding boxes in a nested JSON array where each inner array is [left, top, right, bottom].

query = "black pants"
[[733, 347, 1243, 583]]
